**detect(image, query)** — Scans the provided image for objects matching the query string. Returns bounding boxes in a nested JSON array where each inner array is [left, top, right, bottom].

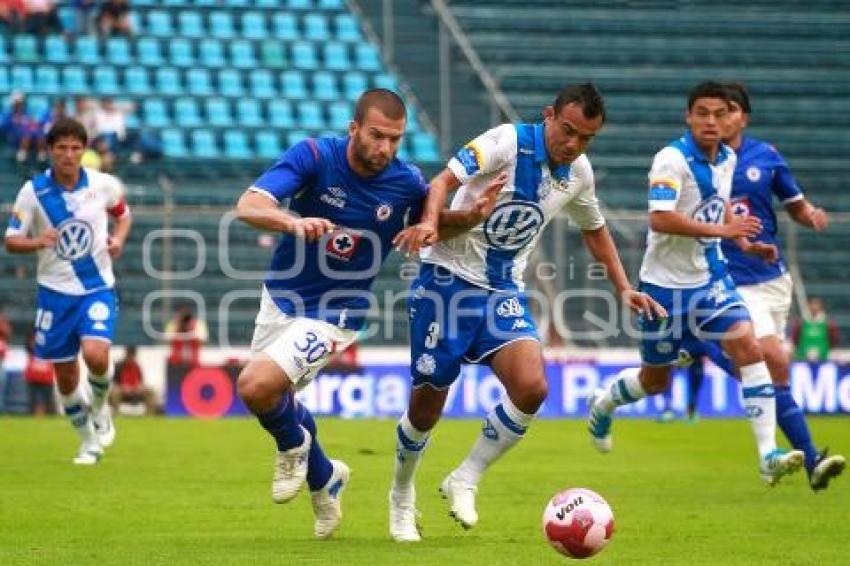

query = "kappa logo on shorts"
[[496, 297, 525, 318], [415, 353, 436, 376], [511, 319, 531, 330]]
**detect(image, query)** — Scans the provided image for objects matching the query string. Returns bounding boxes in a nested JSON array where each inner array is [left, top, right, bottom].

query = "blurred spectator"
[[97, 0, 132, 36], [791, 297, 840, 362], [24, 330, 56, 416], [24, 0, 62, 35], [73, 96, 99, 142], [0, 310, 11, 415], [165, 305, 209, 367], [72, 0, 97, 35], [110, 345, 158, 415], [94, 97, 141, 169], [1, 93, 38, 162], [0, 0, 27, 32], [35, 98, 68, 162]]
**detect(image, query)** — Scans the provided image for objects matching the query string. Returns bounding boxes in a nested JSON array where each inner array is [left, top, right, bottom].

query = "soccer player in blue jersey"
[[388, 83, 666, 541], [233, 89, 500, 539], [5, 118, 131, 464], [717, 83, 844, 490], [586, 82, 806, 486]]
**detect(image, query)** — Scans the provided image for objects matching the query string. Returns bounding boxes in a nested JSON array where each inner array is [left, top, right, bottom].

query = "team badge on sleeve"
[[455, 143, 483, 176], [649, 178, 680, 201]]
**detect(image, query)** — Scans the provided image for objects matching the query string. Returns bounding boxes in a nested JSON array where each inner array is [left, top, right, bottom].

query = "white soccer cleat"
[[272, 427, 311, 503], [311, 460, 351, 539], [439, 473, 478, 530], [72, 440, 103, 465], [389, 486, 422, 542], [760, 448, 805, 486], [587, 389, 613, 453], [92, 405, 116, 448]]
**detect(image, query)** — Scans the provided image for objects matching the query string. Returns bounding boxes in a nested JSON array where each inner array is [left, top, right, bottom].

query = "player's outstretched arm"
[[650, 210, 762, 240], [235, 190, 334, 241], [4, 229, 58, 254], [581, 225, 667, 320], [786, 198, 829, 231], [434, 171, 506, 242], [394, 168, 462, 254]]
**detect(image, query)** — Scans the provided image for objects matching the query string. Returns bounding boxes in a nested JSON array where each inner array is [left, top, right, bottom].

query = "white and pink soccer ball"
[[542, 488, 614, 559]]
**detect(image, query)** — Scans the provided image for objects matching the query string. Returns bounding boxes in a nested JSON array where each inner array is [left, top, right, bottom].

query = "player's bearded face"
[[543, 103, 603, 166], [350, 109, 405, 175], [686, 98, 728, 148]]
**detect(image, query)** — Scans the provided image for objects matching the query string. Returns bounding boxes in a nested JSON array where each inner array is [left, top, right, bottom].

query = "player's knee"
[[513, 378, 548, 414], [81, 345, 110, 374], [236, 369, 268, 406]]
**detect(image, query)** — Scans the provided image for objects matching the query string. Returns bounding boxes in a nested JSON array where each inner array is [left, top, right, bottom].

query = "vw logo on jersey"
[[55, 219, 94, 261], [483, 202, 544, 252], [692, 196, 726, 244], [746, 166, 761, 182]]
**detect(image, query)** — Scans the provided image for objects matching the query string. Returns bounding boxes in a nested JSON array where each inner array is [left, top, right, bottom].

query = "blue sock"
[[297, 402, 334, 491], [775, 385, 818, 472], [256, 392, 305, 452], [661, 384, 673, 410], [703, 340, 735, 376], [687, 361, 705, 416]]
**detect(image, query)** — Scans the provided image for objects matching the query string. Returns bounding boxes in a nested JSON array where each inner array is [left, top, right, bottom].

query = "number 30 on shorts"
[[294, 331, 330, 364]]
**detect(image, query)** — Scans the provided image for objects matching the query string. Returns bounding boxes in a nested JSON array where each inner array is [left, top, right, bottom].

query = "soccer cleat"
[[72, 440, 103, 465], [92, 405, 116, 448], [389, 486, 422, 542], [311, 460, 351, 539], [656, 409, 676, 424], [271, 427, 311, 504], [439, 473, 478, 530], [809, 449, 846, 492], [587, 389, 613, 453], [759, 448, 805, 486]]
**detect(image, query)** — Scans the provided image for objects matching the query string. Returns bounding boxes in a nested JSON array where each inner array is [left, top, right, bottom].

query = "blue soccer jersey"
[[249, 137, 428, 330], [721, 136, 803, 286]]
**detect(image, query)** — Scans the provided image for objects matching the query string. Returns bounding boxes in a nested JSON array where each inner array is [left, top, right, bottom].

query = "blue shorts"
[[33, 286, 118, 362], [640, 276, 749, 366], [408, 263, 539, 389]]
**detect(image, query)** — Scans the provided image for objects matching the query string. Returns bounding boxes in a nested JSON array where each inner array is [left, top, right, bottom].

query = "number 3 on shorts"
[[424, 322, 439, 348]]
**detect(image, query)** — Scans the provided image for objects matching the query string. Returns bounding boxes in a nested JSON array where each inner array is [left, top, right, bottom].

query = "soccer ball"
[[542, 488, 614, 559]]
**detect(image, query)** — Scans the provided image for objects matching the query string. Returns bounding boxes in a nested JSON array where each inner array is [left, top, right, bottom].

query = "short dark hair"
[[553, 83, 606, 122], [353, 88, 406, 124], [46, 117, 88, 147], [725, 82, 752, 114], [687, 81, 730, 110]]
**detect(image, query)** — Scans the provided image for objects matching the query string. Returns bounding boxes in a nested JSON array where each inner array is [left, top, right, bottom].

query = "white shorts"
[[250, 287, 358, 390], [736, 274, 793, 339]]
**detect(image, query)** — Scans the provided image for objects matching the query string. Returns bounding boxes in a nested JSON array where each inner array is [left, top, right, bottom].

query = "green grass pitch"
[[1, 417, 847, 565]]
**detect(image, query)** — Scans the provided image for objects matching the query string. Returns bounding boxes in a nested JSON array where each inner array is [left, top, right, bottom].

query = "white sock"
[[392, 412, 430, 493], [597, 367, 646, 414], [60, 385, 95, 442], [740, 362, 777, 459], [453, 397, 533, 486], [88, 359, 114, 413]]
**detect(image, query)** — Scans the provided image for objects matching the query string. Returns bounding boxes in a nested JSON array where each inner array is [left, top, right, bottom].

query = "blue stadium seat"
[[287, 0, 312, 9], [323, 42, 349, 71], [224, 0, 250, 6], [155, 67, 184, 95], [13, 35, 38, 62], [94, 67, 120, 95], [255, 131, 282, 159], [163, 0, 188, 5], [373, 73, 398, 91], [297, 101, 324, 130], [169, 39, 195, 67], [237, 99, 263, 127], [44, 35, 69, 64], [343, 71, 367, 101], [138, 38, 165, 66], [319, 0, 344, 8], [261, 40, 286, 68], [178, 11, 204, 38], [292, 41, 318, 70], [230, 40, 257, 68], [218, 69, 244, 97], [192, 129, 219, 158], [147, 10, 174, 37], [328, 101, 351, 130], [27, 95, 49, 118], [412, 133, 440, 162], [0, 36, 6, 63], [0, 68, 8, 92], [61, 66, 88, 94], [304, 13, 329, 41], [125, 66, 152, 95], [250, 69, 277, 98], [209, 11, 236, 39], [174, 97, 202, 127], [355, 44, 381, 71], [256, 0, 282, 7], [186, 68, 213, 95], [162, 129, 188, 158], [406, 108, 422, 133], [143, 99, 170, 128], [35, 66, 60, 95], [193, 0, 217, 6], [106, 37, 132, 66], [76, 36, 100, 65], [224, 130, 252, 159], [205, 98, 233, 127], [272, 13, 299, 40], [199, 39, 226, 68], [133, 0, 156, 4], [335, 14, 362, 42], [268, 100, 295, 128], [57, 5, 76, 32], [312, 71, 338, 101], [241, 11, 268, 40], [280, 70, 308, 99], [288, 130, 310, 146]]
